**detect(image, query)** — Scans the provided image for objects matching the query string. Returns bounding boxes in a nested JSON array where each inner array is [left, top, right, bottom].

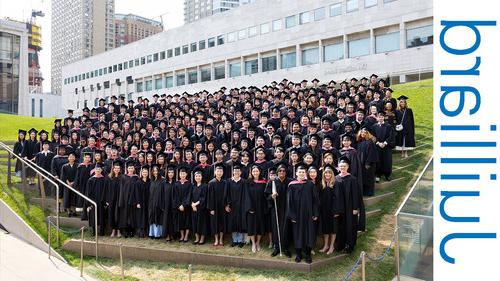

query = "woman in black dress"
[[162, 165, 176, 241], [21, 128, 39, 184], [395, 95, 416, 158], [173, 166, 192, 242], [132, 166, 149, 238], [107, 160, 123, 237], [244, 165, 268, 253], [318, 166, 343, 255], [191, 168, 208, 245], [13, 129, 26, 177], [148, 165, 165, 239]]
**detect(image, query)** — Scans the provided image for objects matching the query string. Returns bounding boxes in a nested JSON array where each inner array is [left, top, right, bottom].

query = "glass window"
[[365, 0, 377, 7], [160, 51, 166, 59], [191, 43, 197, 52], [155, 78, 162, 89], [261, 56, 277, 72], [141, 57, 146, 64], [113, 65, 117, 71], [214, 65, 225, 80], [260, 23, 270, 34], [175, 47, 180, 56], [248, 26, 258, 37], [147, 55, 152, 63], [272, 19, 282, 31], [199, 40, 206, 50], [302, 48, 319, 65], [145, 80, 153, 91], [348, 37, 370, 57], [208, 37, 215, 47], [238, 29, 247, 40], [99, 69, 103, 75], [129, 60, 133, 67], [176, 73, 185, 86], [165, 76, 173, 88], [136, 82, 143, 92], [153, 53, 159, 61], [135, 59, 139, 66], [182, 45, 189, 54], [167, 49, 173, 58], [229, 62, 241, 77], [376, 32, 400, 53], [324, 43, 344, 61], [227, 32, 237, 42], [285, 15, 296, 28], [217, 35, 225, 45], [299, 11, 311, 24], [124, 62, 128, 69], [245, 59, 258, 75], [330, 3, 342, 17], [346, 0, 358, 12], [188, 71, 198, 84], [314, 7, 325, 21], [406, 25, 433, 48], [201, 67, 211, 82]]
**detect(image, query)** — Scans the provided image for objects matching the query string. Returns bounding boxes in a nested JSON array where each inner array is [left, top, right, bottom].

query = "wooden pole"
[[119, 243, 124, 281], [80, 227, 84, 277], [361, 251, 366, 281]]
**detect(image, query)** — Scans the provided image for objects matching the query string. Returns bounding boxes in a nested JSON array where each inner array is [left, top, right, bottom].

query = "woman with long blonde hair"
[[318, 166, 341, 255]]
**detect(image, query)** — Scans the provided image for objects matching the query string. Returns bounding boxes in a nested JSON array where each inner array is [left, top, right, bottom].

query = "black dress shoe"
[[238, 242, 244, 248], [304, 255, 312, 264], [284, 250, 292, 258], [230, 242, 237, 247], [385, 176, 392, 181], [271, 248, 279, 257], [192, 241, 199, 245], [295, 255, 302, 263]]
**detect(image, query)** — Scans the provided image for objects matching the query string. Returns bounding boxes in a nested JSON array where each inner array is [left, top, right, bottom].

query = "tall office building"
[[184, 0, 254, 23], [114, 14, 163, 47], [51, 0, 115, 96]]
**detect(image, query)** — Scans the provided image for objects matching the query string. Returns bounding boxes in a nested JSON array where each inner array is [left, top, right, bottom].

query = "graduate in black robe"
[[173, 166, 192, 242], [191, 168, 208, 244], [132, 166, 150, 237], [372, 112, 395, 181], [357, 126, 379, 197], [51, 145, 69, 200], [148, 164, 165, 239], [244, 165, 268, 253], [335, 157, 363, 253], [107, 160, 123, 237], [207, 163, 227, 246], [286, 165, 319, 264], [74, 152, 94, 220], [13, 129, 26, 176], [21, 128, 39, 183], [117, 161, 139, 237], [34, 141, 55, 196], [196, 151, 212, 183], [395, 95, 416, 157], [318, 165, 343, 255], [61, 151, 78, 216], [85, 163, 108, 236], [224, 164, 247, 247], [265, 164, 292, 257], [162, 165, 176, 241]]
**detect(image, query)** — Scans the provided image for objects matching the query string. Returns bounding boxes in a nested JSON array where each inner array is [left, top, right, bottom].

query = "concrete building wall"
[[27, 93, 64, 118], [62, 0, 433, 114]]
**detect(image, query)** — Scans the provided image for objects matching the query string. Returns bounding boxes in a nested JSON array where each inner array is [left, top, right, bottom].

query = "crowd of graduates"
[[13, 74, 415, 264]]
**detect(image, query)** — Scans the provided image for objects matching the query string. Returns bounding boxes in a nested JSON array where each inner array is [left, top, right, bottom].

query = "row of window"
[[132, 24, 432, 92], [64, 0, 401, 86]]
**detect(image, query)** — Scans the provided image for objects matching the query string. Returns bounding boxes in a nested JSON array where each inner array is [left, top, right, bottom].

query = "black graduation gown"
[[207, 178, 227, 234], [340, 147, 367, 231], [173, 181, 192, 231], [162, 181, 175, 237], [191, 183, 208, 236], [357, 140, 379, 197], [60, 162, 78, 209], [286, 180, 319, 249], [265, 177, 292, 247], [319, 185, 343, 234], [244, 180, 268, 236], [106, 176, 121, 229], [395, 108, 416, 149], [74, 163, 93, 209], [372, 122, 395, 177], [85, 176, 108, 232], [334, 174, 363, 252], [196, 164, 212, 184], [13, 140, 25, 173], [51, 155, 68, 199], [21, 140, 39, 177], [131, 179, 149, 229], [224, 178, 246, 233], [117, 174, 138, 229], [148, 178, 165, 226]]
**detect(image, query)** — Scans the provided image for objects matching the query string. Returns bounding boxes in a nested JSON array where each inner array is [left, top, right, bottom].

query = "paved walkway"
[[0, 231, 96, 281]]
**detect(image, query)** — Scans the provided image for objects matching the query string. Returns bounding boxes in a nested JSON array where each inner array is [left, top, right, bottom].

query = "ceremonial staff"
[[272, 179, 282, 257]]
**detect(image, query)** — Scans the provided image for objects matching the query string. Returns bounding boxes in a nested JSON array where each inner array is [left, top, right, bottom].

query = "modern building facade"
[[62, 0, 433, 114], [114, 14, 163, 47], [51, 0, 115, 96], [0, 19, 29, 115], [184, 0, 254, 23]]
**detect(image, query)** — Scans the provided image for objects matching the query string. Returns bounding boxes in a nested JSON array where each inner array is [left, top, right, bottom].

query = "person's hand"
[[87, 206, 92, 212], [191, 203, 196, 209], [179, 205, 185, 212], [225, 206, 231, 213], [193, 206, 197, 212], [291, 220, 296, 223], [365, 165, 371, 170], [249, 210, 255, 214], [137, 204, 141, 209], [210, 210, 215, 215], [271, 192, 278, 199], [312, 216, 318, 221], [353, 210, 358, 215], [334, 214, 339, 217]]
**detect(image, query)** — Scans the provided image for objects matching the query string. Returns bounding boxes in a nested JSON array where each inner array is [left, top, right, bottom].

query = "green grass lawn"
[[0, 79, 433, 281], [0, 113, 55, 142]]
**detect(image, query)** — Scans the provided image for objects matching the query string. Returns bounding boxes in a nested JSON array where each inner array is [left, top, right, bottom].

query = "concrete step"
[[375, 177, 405, 191], [55, 216, 89, 228], [366, 209, 382, 218], [364, 192, 395, 207], [29, 197, 57, 210]]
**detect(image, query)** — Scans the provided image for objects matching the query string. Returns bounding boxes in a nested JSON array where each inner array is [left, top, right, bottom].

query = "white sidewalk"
[[0, 231, 96, 281]]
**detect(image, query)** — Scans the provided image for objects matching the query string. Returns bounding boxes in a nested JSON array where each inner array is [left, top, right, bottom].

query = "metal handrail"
[[0, 141, 99, 260], [0, 142, 61, 244]]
